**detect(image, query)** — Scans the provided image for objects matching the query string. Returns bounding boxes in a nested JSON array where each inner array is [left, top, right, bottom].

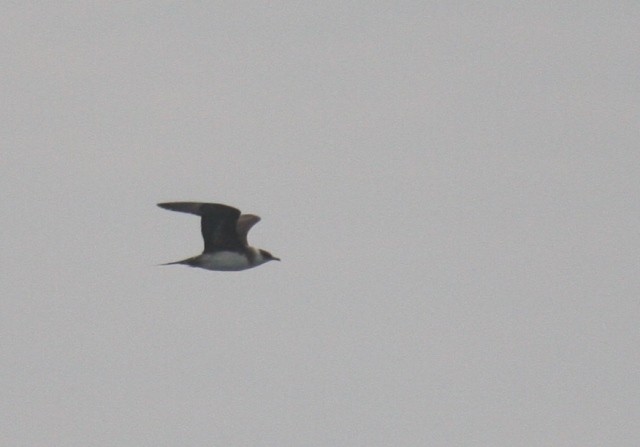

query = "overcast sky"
[[2, 2, 639, 446]]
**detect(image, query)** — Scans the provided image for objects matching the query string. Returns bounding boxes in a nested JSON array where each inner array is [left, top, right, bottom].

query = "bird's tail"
[[157, 257, 195, 267]]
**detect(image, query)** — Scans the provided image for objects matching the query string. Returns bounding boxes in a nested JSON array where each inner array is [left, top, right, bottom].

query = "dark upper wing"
[[236, 214, 261, 245], [158, 202, 243, 252]]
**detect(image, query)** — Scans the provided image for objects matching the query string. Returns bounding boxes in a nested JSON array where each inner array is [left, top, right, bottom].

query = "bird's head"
[[259, 249, 280, 263]]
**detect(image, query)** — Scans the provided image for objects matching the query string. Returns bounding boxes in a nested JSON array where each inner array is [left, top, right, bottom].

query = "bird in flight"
[[158, 202, 280, 271]]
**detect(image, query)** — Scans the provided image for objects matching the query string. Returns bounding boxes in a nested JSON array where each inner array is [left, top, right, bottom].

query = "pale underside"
[[192, 248, 266, 271]]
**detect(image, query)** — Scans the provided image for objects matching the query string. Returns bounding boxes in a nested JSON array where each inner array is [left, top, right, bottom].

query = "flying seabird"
[[158, 202, 280, 271]]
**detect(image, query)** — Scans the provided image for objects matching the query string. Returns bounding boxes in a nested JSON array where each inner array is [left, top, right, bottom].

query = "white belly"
[[198, 251, 252, 271]]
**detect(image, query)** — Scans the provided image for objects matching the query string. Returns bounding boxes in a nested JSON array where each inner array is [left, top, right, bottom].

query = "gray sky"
[[2, 2, 639, 446]]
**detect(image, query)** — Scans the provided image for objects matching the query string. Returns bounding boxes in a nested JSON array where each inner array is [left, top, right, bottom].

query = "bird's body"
[[158, 202, 279, 271]]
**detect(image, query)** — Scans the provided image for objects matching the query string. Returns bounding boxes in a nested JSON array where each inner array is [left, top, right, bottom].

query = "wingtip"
[[157, 201, 242, 217], [157, 202, 203, 215]]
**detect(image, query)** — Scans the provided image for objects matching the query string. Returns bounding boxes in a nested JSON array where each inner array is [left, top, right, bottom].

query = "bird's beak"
[[273, 257, 281, 262]]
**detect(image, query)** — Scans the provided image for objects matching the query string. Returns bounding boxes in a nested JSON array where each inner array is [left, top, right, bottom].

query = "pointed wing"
[[236, 214, 261, 245], [158, 202, 243, 252]]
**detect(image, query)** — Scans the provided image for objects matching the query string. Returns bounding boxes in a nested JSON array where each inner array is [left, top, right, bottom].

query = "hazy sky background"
[[2, 2, 639, 446]]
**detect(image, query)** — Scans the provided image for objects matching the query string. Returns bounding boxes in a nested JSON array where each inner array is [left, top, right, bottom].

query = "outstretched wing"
[[236, 214, 261, 245], [158, 202, 243, 252]]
